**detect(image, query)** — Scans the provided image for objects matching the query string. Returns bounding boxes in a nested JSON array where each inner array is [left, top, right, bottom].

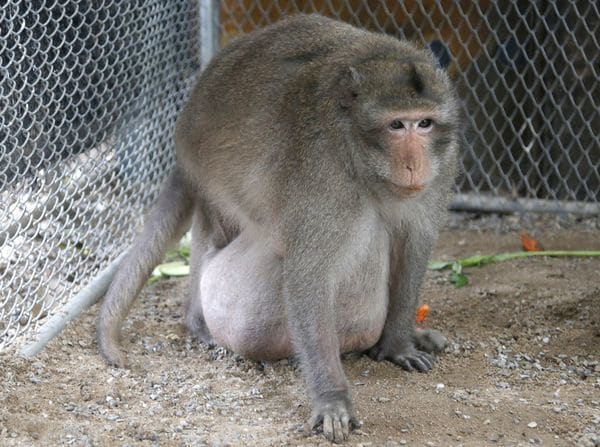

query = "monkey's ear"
[[339, 66, 363, 108]]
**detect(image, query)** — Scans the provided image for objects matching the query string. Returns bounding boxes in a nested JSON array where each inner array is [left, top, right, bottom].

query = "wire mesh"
[[0, 0, 200, 350], [219, 0, 600, 212]]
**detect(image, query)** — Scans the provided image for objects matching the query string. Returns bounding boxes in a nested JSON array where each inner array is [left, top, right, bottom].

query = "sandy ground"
[[1, 213, 599, 446]]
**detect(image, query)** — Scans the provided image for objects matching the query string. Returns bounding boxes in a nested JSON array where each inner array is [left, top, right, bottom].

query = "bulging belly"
[[199, 228, 389, 360]]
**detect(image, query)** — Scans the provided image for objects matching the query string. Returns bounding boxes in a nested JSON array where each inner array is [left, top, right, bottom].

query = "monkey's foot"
[[309, 393, 358, 444], [185, 313, 216, 347], [368, 342, 435, 372]]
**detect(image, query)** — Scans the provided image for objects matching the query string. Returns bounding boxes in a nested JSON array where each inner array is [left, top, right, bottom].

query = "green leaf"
[[157, 261, 190, 277], [428, 260, 452, 270], [178, 245, 191, 259], [449, 271, 469, 287], [451, 261, 462, 274]]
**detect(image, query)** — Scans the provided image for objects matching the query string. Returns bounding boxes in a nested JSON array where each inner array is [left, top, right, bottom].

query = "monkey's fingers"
[[309, 401, 354, 443]]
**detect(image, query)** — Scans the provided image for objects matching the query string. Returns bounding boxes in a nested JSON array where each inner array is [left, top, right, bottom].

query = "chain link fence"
[[1, 0, 200, 351], [1, 1, 598, 352]]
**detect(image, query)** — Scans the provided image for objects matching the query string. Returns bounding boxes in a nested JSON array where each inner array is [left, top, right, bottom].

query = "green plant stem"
[[430, 250, 600, 271]]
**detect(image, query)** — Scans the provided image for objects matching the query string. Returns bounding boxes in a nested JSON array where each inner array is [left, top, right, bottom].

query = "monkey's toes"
[[391, 349, 435, 372], [368, 345, 436, 372]]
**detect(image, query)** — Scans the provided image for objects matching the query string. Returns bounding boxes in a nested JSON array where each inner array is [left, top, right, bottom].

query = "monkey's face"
[[355, 108, 443, 197], [341, 57, 458, 198]]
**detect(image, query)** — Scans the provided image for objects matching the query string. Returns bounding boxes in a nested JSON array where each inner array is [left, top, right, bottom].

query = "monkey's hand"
[[367, 337, 436, 372], [309, 392, 358, 444]]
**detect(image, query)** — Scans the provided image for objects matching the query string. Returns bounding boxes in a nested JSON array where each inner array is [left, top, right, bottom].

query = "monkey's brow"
[[393, 110, 439, 120]]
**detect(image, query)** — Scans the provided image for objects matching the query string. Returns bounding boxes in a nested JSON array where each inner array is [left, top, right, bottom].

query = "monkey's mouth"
[[387, 181, 427, 196]]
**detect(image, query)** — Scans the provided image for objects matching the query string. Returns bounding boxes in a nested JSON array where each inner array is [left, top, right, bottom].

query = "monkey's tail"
[[97, 170, 193, 367]]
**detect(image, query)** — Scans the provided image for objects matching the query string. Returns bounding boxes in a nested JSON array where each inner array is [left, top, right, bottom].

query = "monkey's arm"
[[369, 221, 439, 371], [281, 181, 358, 443], [283, 259, 354, 443]]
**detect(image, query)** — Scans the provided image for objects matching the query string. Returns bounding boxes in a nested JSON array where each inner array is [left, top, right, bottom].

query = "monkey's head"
[[338, 49, 460, 198]]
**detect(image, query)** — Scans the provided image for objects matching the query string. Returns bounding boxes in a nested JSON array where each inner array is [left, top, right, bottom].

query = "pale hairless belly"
[[200, 229, 390, 360]]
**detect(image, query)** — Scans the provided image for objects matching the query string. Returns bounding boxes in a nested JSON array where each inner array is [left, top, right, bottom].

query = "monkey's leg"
[[97, 171, 193, 367], [368, 227, 440, 371], [185, 201, 235, 346]]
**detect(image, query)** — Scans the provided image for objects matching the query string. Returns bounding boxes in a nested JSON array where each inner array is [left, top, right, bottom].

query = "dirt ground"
[[1, 213, 599, 446]]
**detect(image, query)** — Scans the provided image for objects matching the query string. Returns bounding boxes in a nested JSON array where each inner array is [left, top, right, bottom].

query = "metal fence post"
[[199, 0, 221, 69]]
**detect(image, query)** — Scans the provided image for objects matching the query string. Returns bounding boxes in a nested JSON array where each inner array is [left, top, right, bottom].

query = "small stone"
[[527, 421, 538, 428]]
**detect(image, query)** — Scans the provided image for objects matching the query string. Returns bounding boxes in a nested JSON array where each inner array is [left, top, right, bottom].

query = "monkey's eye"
[[418, 119, 433, 128], [389, 119, 405, 130]]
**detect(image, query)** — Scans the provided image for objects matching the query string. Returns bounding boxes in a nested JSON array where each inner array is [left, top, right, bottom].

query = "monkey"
[[97, 14, 460, 443]]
